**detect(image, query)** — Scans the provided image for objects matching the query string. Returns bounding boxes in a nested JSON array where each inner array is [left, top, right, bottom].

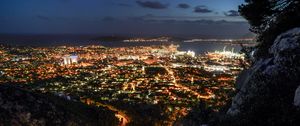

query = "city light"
[[0, 44, 245, 125]]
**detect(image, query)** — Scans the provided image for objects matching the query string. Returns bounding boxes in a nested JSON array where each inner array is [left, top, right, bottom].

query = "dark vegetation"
[[145, 67, 168, 76], [0, 84, 118, 126], [239, 0, 300, 58]]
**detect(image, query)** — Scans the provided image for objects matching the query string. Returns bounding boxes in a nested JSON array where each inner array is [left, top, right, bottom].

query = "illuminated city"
[[0, 43, 245, 125], [1, 0, 299, 125]]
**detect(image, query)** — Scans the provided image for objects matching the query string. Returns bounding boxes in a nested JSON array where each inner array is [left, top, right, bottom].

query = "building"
[[63, 54, 78, 65]]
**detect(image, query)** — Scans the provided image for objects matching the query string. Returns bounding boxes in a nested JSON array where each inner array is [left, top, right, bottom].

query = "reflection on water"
[[98, 41, 241, 54], [1, 40, 242, 54]]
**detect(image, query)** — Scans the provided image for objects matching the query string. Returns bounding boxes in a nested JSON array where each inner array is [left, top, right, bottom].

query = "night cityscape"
[[0, 43, 246, 125], [1, 0, 300, 126]]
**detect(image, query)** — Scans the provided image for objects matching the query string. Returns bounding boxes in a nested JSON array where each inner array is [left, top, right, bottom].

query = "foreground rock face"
[[0, 85, 118, 126], [227, 28, 300, 123], [294, 86, 300, 107]]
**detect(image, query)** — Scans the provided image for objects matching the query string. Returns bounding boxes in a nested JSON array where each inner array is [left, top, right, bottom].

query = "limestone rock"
[[228, 28, 300, 115]]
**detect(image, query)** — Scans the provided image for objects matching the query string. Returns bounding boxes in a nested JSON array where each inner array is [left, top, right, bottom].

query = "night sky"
[[0, 0, 250, 37]]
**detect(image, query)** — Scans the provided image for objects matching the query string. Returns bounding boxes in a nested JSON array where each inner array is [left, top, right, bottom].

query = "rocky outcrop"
[[0, 84, 118, 126], [226, 28, 300, 124], [294, 86, 300, 107]]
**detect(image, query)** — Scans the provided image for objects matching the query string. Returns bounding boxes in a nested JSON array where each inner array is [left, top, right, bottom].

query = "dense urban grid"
[[0, 44, 245, 125]]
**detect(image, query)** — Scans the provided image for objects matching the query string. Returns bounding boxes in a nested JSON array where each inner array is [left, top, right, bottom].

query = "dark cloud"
[[224, 10, 240, 17], [160, 19, 246, 25], [36, 15, 51, 21], [136, 1, 168, 9], [128, 14, 247, 24], [129, 14, 247, 25], [177, 3, 190, 9], [194, 5, 213, 13], [182, 19, 215, 24]]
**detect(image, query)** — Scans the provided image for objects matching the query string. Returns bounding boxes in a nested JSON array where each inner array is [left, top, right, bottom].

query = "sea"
[[99, 41, 242, 54], [0, 40, 242, 55], [0, 34, 244, 54]]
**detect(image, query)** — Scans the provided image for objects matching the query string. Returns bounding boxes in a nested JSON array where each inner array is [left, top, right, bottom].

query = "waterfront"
[[0, 40, 244, 54], [0, 44, 246, 125]]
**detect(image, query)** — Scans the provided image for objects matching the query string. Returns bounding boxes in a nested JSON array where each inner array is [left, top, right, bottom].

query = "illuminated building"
[[63, 54, 79, 65], [206, 46, 244, 60], [173, 50, 196, 57], [204, 65, 229, 72], [187, 50, 195, 57], [0, 44, 246, 123], [118, 55, 140, 60]]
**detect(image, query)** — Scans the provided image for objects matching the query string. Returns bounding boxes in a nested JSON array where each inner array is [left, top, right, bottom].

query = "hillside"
[[0, 84, 118, 126]]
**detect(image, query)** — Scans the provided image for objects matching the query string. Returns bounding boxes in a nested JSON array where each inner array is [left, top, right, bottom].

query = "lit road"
[[115, 113, 129, 126], [163, 65, 215, 100], [95, 102, 130, 126], [82, 99, 130, 126]]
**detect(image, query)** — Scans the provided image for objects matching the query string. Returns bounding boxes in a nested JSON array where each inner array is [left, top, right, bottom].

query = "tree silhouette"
[[239, 0, 300, 58]]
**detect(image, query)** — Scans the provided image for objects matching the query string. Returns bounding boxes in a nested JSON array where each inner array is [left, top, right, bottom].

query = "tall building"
[[63, 54, 78, 65], [70, 55, 78, 63]]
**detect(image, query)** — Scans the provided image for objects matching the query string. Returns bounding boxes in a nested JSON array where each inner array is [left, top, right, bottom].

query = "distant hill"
[[91, 36, 130, 42], [240, 32, 255, 39], [0, 84, 118, 126]]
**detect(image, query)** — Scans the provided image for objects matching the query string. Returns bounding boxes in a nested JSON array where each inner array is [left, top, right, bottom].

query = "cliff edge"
[[226, 28, 300, 125]]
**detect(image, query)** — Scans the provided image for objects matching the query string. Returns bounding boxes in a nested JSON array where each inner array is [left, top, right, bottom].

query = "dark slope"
[[0, 84, 118, 126]]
